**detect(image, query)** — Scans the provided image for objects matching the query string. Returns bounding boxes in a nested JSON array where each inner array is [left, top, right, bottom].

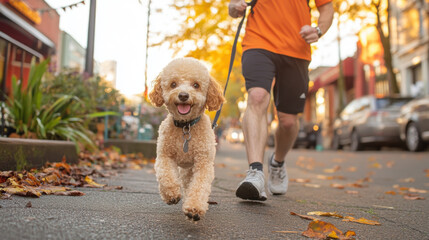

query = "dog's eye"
[[193, 83, 200, 89], [170, 82, 177, 88]]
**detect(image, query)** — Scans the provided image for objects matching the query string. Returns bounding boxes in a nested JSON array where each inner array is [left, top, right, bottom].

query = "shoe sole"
[[236, 182, 267, 201]]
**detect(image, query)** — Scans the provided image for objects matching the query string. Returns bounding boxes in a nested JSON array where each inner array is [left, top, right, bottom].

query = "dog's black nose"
[[178, 92, 189, 102]]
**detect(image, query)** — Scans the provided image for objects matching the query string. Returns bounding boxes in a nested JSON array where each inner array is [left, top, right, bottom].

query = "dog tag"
[[183, 139, 189, 153]]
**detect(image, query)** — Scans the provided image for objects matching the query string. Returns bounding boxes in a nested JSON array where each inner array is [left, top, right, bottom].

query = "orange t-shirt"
[[242, 0, 332, 61]]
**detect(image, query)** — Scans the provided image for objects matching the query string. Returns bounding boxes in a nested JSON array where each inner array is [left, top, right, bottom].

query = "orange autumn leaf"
[[307, 211, 344, 218], [331, 183, 345, 189], [302, 220, 355, 240], [385, 191, 397, 195], [343, 216, 381, 225]]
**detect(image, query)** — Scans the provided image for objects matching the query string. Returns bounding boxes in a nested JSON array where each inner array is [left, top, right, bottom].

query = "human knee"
[[277, 114, 298, 130], [247, 88, 269, 109]]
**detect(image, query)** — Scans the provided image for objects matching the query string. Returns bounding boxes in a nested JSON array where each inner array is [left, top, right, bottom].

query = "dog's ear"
[[149, 74, 164, 107], [206, 77, 225, 111]]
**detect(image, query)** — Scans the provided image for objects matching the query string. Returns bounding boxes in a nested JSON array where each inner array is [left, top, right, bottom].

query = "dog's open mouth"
[[177, 104, 192, 115]]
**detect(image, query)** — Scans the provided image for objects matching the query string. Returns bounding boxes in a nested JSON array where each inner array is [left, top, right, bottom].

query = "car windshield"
[[375, 98, 412, 110]]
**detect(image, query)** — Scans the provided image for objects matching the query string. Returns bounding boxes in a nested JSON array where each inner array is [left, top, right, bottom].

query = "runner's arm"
[[300, 2, 334, 44], [317, 2, 334, 37], [229, 0, 247, 18]]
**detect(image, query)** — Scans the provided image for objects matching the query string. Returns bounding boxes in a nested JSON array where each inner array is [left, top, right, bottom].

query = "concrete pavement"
[[1, 141, 428, 239]]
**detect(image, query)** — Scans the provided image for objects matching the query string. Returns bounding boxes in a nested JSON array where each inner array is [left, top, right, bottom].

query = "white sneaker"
[[235, 168, 267, 201], [267, 153, 288, 195]]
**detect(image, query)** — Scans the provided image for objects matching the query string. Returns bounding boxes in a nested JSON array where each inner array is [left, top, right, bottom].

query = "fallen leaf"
[[274, 230, 300, 234], [304, 183, 321, 188], [403, 194, 425, 200], [324, 165, 341, 173], [345, 190, 359, 195], [400, 178, 415, 183], [103, 186, 123, 190], [408, 187, 427, 194], [343, 216, 380, 225], [385, 191, 397, 195], [317, 175, 334, 180], [290, 178, 311, 183], [26, 201, 32, 208], [302, 220, 355, 240], [208, 201, 218, 205], [370, 162, 382, 169], [215, 163, 226, 168], [53, 190, 85, 196], [386, 161, 395, 168], [290, 212, 319, 221], [307, 211, 344, 218], [84, 176, 106, 188], [372, 205, 394, 209], [234, 173, 246, 178], [424, 169, 429, 177], [346, 167, 357, 172], [331, 183, 345, 189]]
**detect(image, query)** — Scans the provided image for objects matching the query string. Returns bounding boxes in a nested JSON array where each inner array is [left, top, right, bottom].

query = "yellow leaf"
[[343, 216, 381, 225], [307, 211, 344, 218], [84, 176, 105, 188]]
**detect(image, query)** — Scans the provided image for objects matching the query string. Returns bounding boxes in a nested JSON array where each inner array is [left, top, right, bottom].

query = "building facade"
[[0, 0, 59, 95], [391, 0, 429, 97], [59, 31, 85, 72]]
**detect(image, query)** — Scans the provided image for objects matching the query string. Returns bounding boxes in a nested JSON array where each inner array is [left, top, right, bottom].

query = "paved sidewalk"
[[1, 143, 428, 239]]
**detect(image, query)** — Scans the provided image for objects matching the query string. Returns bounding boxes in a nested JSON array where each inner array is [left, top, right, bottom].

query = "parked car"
[[332, 95, 413, 151], [267, 117, 319, 149], [225, 127, 244, 143], [397, 97, 429, 152]]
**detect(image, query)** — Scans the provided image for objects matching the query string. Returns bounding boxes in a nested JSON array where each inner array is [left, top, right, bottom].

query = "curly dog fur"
[[149, 57, 225, 221]]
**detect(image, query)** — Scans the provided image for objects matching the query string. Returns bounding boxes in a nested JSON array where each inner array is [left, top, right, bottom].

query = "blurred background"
[[0, 0, 428, 152]]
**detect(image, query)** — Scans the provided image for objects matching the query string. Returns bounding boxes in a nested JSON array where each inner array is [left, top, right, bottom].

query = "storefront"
[[0, 0, 59, 96]]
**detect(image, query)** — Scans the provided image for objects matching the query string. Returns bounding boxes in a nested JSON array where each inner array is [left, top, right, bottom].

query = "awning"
[[0, 4, 55, 49], [309, 57, 355, 93], [0, 31, 43, 58]]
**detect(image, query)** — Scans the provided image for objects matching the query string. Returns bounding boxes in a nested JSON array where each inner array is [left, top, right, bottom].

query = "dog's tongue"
[[177, 104, 191, 114]]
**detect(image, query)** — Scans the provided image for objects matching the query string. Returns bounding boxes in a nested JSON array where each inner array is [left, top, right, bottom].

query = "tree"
[[349, 0, 400, 95]]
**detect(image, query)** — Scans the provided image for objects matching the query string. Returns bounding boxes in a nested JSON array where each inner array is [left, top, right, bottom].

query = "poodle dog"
[[149, 57, 225, 221]]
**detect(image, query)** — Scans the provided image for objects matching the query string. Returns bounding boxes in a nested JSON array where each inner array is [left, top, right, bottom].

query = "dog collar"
[[173, 116, 201, 128]]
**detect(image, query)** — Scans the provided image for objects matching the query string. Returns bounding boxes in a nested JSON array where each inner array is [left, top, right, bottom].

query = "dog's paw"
[[184, 208, 204, 221], [166, 196, 181, 205]]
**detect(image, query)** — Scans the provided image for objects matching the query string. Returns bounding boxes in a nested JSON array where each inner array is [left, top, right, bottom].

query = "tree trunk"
[[374, 0, 400, 95]]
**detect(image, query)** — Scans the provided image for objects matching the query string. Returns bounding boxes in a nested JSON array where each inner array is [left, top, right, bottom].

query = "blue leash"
[[212, 0, 257, 130]]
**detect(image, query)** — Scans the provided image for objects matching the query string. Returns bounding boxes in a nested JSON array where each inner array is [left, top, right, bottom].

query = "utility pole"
[[143, 0, 152, 99], [84, 0, 97, 76]]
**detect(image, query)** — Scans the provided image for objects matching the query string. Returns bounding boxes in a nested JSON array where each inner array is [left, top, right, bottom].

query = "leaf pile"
[[0, 148, 154, 199]]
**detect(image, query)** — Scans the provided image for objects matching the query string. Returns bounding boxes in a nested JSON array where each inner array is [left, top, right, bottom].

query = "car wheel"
[[350, 130, 363, 151], [406, 122, 425, 152], [332, 133, 342, 150]]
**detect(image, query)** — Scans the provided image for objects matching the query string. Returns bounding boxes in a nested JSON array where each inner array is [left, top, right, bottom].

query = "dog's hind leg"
[[154, 155, 182, 205]]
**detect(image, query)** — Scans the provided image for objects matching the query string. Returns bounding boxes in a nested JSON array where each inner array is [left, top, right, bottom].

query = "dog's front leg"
[[154, 155, 182, 205], [182, 157, 215, 221]]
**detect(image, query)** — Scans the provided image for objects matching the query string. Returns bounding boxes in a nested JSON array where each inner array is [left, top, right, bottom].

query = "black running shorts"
[[242, 49, 310, 114]]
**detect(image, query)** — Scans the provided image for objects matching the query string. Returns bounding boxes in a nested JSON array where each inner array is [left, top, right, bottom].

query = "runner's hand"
[[300, 25, 319, 44], [229, 0, 247, 18]]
